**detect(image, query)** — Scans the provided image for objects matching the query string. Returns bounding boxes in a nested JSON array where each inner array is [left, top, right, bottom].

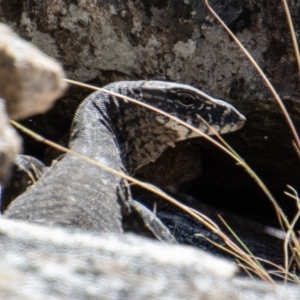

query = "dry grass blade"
[[196, 114, 243, 161], [63, 80, 279, 225], [10, 119, 250, 257], [10, 120, 203, 225], [282, 0, 300, 78], [191, 209, 274, 282], [283, 186, 300, 278], [63, 78, 300, 280], [195, 234, 249, 263], [63, 79, 242, 164], [10, 77, 278, 281], [196, 113, 285, 238], [218, 215, 264, 271], [238, 263, 254, 279], [13, 118, 274, 279], [204, 0, 300, 152], [195, 233, 274, 282], [293, 140, 300, 160], [204, 0, 300, 271]]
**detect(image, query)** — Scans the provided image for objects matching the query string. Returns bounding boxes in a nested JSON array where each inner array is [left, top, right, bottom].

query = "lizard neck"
[[69, 81, 181, 175], [117, 103, 180, 174]]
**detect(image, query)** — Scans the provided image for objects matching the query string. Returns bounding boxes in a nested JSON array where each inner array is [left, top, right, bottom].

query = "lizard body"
[[3, 81, 245, 239]]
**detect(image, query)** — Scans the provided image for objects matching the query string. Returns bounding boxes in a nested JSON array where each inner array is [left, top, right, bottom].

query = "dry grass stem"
[[204, 0, 300, 152], [10, 77, 275, 281], [283, 186, 300, 278], [205, 0, 300, 278], [282, 0, 300, 78], [12, 119, 263, 278], [9, 0, 300, 281]]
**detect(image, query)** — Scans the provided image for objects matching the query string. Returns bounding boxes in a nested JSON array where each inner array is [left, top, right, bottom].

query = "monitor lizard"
[[3, 80, 245, 241]]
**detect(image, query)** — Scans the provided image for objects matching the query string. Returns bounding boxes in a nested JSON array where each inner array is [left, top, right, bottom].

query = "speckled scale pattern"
[[3, 81, 245, 240]]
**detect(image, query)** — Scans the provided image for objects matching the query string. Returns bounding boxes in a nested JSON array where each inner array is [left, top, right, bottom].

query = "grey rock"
[[0, 218, 299, 300], [0, 99, 21, 183], [0, 23, 67, 120], [0, 1, 299, 204], [0, 2, 299, 298], [0, 22, 67, 183]]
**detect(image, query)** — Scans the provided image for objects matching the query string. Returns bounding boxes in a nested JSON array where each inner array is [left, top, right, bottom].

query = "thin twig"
[[281, 0, 300, 78], [204, 0, 300, 152], [204, 0, 300, 271]]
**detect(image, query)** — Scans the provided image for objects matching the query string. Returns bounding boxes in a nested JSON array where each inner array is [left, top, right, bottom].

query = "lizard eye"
[[177, 94, 194, 107]]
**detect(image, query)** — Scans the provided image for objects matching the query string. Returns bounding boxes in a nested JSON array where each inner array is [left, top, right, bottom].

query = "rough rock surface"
[[0, 100, 21, 183], [0, 1, 299, 221], [1, 1, 300, 298], [0, 22, 67, 185], [0, 218, 300, 300], [0, 23, 67, 120]]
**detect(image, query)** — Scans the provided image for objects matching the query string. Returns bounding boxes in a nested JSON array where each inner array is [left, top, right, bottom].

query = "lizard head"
[[139, 81, 246, 140]]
